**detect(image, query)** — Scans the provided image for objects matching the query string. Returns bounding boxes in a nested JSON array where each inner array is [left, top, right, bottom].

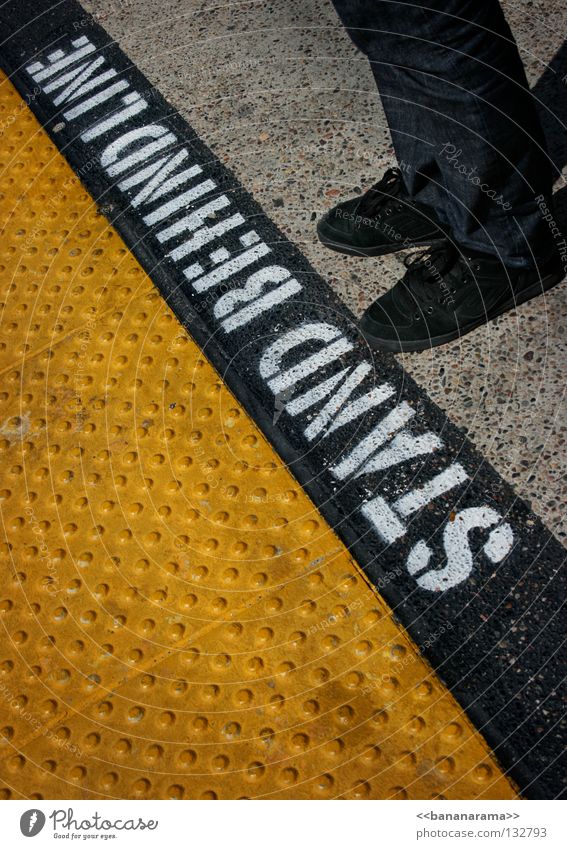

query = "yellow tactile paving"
[[0, 72, 517, 800]]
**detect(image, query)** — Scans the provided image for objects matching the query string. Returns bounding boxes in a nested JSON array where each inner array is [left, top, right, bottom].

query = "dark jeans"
[[331, 0, 555, 267]]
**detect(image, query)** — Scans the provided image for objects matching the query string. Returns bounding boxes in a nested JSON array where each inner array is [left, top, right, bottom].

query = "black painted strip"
[[1, 0, 565, 799]]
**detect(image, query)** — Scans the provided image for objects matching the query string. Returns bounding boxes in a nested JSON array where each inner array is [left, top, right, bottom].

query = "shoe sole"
[[316, 225, 446, 258], [360, 270, 565, 353]]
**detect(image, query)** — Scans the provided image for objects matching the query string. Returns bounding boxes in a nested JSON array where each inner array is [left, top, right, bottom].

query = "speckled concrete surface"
[[82, 0, 566, 541]]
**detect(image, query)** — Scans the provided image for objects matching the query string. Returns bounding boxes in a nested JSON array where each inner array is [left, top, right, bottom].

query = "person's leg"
[[330, 0, 555, 267]]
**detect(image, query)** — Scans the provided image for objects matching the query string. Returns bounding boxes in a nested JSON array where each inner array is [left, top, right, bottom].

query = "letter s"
[[406, 506, 514, 592]]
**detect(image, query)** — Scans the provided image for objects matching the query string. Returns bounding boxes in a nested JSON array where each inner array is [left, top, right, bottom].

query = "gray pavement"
[[83, 0, 567, 540]]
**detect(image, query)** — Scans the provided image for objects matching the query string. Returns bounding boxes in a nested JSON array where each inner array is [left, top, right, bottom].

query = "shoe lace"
[[401, 243, 462, 307], [358, 167, 404, 216]]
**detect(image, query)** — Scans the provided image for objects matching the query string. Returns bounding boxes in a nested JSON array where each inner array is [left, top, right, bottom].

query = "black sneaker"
[[359, 242, 564, 353], [317, 167, 446, 257]]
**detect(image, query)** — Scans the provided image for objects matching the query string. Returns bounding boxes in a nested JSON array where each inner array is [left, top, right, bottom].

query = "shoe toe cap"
[[360, 296, 407, 343]]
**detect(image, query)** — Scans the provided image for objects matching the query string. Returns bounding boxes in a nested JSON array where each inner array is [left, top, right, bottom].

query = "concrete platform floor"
[[82, 0, 567, 541]]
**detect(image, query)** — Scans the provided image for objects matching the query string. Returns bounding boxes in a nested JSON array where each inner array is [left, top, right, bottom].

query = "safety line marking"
[[1, 0, 565, 798]]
